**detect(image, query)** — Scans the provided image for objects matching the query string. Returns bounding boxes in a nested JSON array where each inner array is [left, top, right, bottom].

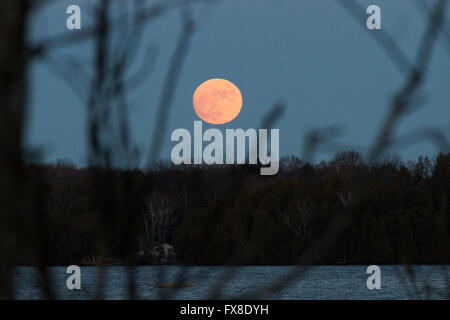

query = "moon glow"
[[193, 79, 243, 125]]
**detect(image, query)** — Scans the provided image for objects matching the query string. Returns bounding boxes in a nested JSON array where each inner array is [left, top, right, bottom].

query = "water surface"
[[13, 265, 449, 299]]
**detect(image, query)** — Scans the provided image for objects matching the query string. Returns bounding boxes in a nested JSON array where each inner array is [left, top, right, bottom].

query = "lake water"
[[13, 265, 449, 299]]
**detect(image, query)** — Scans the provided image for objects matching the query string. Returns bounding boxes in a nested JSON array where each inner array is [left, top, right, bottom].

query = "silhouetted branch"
[[147, 10, 196, 166]]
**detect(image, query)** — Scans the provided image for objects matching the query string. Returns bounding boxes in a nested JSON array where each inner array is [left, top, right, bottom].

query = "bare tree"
[[140, 192, 177, 260], [338, 191, 353, 209], [281, 200, 313, 242]]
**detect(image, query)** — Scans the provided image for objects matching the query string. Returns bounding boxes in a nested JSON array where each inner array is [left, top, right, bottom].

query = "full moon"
[[193, 78, 243, 125]]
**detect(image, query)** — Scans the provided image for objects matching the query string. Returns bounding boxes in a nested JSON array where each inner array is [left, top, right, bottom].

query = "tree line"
[[16, 151, 450, 266]]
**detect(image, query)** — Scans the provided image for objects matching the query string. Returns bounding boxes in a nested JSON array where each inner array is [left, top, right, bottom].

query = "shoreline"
[[13, 263, 450, 267]]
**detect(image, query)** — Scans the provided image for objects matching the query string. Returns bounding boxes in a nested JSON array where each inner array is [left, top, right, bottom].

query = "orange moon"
[[193, 78, 243, 125]]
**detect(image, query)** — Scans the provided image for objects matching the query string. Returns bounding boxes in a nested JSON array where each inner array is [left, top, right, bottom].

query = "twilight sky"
[[27, 0, 450, 166]]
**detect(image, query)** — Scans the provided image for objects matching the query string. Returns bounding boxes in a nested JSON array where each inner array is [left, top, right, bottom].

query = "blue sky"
[[26, 0, 450, 166]]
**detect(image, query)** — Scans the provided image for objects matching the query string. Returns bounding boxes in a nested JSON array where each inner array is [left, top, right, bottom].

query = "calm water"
[[13, 265, 449, 299]]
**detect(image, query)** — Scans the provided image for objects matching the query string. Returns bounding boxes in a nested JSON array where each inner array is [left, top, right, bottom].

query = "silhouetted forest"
[[15, 151, 450, 266]]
